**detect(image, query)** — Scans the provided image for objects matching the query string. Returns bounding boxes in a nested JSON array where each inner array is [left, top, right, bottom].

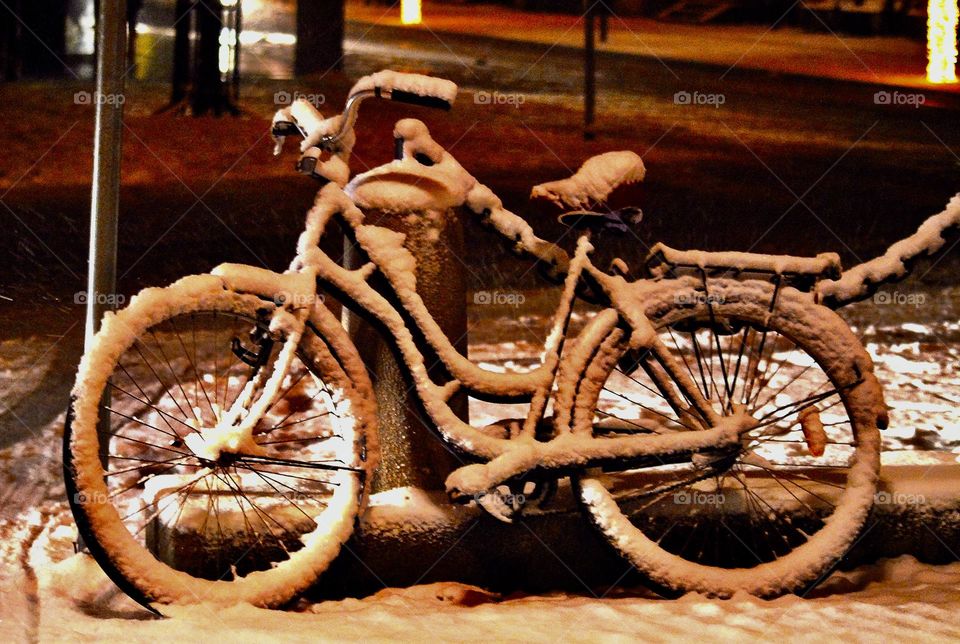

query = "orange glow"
[[401, 0, 422, 25], [927, 0, 958, 83]]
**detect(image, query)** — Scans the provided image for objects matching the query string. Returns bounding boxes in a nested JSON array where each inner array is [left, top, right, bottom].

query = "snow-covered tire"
[[571, 279, 882, 597], [65, 275, 376, 609]]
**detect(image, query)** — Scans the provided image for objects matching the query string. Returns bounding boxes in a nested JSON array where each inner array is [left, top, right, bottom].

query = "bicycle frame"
[[206, 179, 747, 500], [189, 78, 769, 498]]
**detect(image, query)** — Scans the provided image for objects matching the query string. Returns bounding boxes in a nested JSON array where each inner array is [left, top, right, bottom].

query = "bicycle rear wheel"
[[65, 276, 374, 609], [571, 279, 882, 597]]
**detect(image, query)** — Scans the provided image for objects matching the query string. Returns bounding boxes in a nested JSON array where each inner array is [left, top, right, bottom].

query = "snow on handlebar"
[[349, 70, 458, 110], [271, 70, 459, 185]]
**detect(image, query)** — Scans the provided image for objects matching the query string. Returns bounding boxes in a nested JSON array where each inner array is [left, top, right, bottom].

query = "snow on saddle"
[[531, 151, 646, 210], [533, 151, 646, 236]]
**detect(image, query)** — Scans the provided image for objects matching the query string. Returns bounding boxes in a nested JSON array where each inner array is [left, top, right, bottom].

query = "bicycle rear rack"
[[645, 242, 842, 291]]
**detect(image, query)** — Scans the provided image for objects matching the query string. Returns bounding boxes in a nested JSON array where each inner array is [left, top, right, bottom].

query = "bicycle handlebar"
[[272, 71, 457, 157]]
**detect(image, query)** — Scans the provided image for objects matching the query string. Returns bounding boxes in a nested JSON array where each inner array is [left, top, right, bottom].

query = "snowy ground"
[[3, 505, 960, 641]]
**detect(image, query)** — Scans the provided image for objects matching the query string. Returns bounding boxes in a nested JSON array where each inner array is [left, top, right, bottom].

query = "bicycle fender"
[[211, 263, 316, 304]]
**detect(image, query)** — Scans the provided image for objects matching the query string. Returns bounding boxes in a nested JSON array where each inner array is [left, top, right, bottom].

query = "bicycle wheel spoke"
[[667, 327, 706, 399], [132, 341, 192, 424], [266, 411, 333, 433], [752, 343, 811, 412], [103, 405, 180, 441], [108, 458, 192, 499], [689, 329, 712, 400], [169, 315, 216, 420], [149, 329, 198, 423], [600, 384, 678, 430], [258, 432, 336, 446], [108, 379, 196, 435], [116, 362, 185, 438], [727, 326, 750, 412]]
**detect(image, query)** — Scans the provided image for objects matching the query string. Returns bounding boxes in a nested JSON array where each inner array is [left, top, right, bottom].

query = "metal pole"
[[86, 0, 126, 347], [584, 3, 596, 140], [87, 0, 126, 468]]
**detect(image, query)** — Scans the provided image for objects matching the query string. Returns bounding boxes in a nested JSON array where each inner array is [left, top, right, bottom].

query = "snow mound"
[[25, 546, 960, 642]]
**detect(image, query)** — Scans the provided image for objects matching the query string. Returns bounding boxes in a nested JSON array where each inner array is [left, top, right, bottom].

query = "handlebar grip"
[[289, 99, 325, 136], [387, 89, 453, 111], [271, 120, 300, 137], [353, 70, 458, 110]]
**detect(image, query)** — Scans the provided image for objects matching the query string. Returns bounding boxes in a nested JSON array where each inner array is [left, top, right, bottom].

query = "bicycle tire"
[[65, 275, 375, 609], [567, 278, 882, 597]]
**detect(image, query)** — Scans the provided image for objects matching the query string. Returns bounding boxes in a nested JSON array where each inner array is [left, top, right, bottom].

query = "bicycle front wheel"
[[65, 276, 373, 609], [572, 278, 883, 597]]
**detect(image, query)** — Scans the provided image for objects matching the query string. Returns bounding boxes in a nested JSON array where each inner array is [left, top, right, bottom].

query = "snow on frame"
[[817, 194, 960, 305]]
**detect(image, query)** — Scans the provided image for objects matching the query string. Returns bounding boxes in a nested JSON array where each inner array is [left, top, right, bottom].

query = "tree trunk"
[[192, 0, 225, 114], [295, 0, 345, 76]]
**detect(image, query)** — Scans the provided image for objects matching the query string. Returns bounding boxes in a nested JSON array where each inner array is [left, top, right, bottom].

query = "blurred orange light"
[[401, 0, 422, 25], [927, 0, 958, 83]]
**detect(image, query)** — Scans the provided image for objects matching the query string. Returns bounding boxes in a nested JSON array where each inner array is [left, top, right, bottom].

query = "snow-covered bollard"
[[143, 474, 316, 577], [343, 119, 473, 494]]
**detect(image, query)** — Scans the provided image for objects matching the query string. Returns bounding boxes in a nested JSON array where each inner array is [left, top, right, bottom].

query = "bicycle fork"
[[184, 266, 318, 462]]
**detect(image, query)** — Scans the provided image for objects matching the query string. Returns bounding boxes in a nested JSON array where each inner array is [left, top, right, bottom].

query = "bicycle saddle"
[[557, 207, 642, 234]]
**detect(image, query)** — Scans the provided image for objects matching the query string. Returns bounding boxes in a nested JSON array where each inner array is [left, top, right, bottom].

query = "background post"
[[342, 134, 469, 493], [86, 0, 126, 467], [584, 1, 596, 139]]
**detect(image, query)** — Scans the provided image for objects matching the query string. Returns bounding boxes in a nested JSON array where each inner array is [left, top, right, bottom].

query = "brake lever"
[[271, 120, 301, 138]]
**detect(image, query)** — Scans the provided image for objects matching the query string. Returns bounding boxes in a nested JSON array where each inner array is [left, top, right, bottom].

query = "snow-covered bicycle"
[[64, 70, 960, 610]]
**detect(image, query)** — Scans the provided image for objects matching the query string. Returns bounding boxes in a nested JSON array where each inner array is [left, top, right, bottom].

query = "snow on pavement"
[[8, 513, 960, 642]]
